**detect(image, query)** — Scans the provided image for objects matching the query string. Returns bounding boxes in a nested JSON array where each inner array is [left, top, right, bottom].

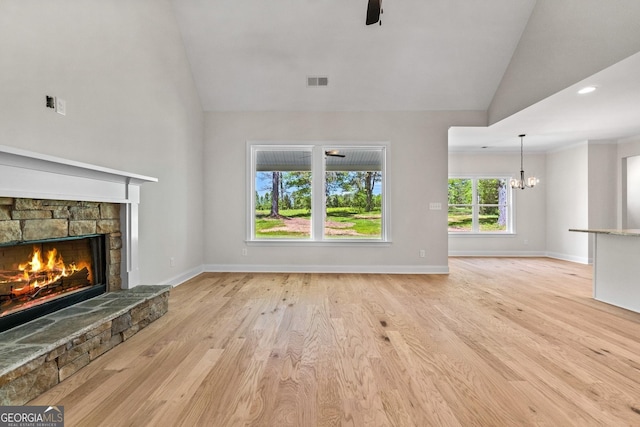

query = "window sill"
[[448, 233, 515, 238], [246, 239, 392, 247]]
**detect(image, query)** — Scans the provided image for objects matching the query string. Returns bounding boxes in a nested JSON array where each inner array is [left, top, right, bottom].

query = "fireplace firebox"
[[0, 234, 107, 332]]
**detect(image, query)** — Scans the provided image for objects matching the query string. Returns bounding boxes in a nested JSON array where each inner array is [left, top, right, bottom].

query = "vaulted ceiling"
[[170, 0, 640, 151]]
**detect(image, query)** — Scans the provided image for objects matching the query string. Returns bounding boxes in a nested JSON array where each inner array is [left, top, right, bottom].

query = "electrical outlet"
[[242, 248, 248, 256], [55, 97, 66, 115], [419, 249, 426, 258], [170, 257, 175, 267]]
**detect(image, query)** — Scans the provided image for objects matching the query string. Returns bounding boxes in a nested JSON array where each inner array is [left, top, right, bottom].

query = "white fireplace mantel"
[[0, 144, 157, 289]]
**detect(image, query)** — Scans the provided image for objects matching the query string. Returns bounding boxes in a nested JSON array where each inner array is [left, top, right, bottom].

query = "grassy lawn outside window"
[[250, 143, 389, 242], [448, 176, 512, 234]]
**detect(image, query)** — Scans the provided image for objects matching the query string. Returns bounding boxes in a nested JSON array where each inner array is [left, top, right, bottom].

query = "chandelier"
[[510, 134, 539, 189]]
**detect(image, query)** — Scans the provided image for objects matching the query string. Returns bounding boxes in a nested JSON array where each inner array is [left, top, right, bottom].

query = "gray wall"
[[543, 143, 589, 263], [625, 155, 640, 228], [203, 111, 486, 273], [450, 141, 624, 264], [0, 0, 205, 286], [448, 151, 546, 256], [3, 1, 638, 281], [619, 138, 640, 228], [588, 143, 618, 229]]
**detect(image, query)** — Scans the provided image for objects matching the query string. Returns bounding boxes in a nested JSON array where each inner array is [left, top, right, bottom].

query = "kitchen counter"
[[569, 228, 640, 236], [569, 228, 640, 313]]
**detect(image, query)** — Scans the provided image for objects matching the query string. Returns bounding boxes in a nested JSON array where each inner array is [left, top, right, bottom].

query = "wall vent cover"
[[307, 76, 328, 87]]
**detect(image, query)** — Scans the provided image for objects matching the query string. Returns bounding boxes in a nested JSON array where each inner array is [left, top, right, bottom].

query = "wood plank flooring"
[[30, 258, 640, 426]]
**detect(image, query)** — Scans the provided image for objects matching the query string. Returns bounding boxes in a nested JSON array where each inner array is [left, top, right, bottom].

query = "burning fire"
[[1, 245, 93, 317], [18, 247, 81, 288]]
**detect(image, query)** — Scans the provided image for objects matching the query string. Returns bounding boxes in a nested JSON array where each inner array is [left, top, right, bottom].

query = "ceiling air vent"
[[307, 76, 328, 87]]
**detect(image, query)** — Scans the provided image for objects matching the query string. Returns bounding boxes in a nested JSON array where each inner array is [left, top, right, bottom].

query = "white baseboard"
[[448, 250, 546, 257], [448, 250, 591, 265], [153, 255, 592, 288], [545, 252, 591, 264], [203, 264, 449, 274], [155, 265, 204, 288]]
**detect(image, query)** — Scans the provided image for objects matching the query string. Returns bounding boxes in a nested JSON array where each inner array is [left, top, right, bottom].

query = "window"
[[253, 146, 312, 239], [249, 143, 389, 242], [448, 177, 512, 234]]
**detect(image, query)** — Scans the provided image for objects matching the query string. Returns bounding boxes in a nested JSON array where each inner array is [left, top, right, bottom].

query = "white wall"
[[3, 2, 636, 282], [203, 111, 486, 273], [588, 143, 618, 229], [489, 0, 640, 124], [449, 141, 627, 263], [546, 143, 589, 262], [626, 156, 640, 228], [618, 138, 640, 228], [448, 151, 546, 256], [585, 142, 618, 261], [0, 0, 204, 286]]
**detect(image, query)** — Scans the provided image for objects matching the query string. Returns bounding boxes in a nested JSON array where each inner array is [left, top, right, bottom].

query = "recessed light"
[[578, 86, 597, 95]]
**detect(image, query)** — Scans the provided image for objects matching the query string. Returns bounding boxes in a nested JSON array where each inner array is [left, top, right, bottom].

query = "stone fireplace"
[[0, 145, 169, 405], [0, 144, 157, 291], [0, 144, 158, 332], [0, 198, 121, 332]]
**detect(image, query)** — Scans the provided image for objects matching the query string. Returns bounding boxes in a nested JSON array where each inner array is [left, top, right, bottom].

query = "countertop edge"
[[569, 228, 640, 237]]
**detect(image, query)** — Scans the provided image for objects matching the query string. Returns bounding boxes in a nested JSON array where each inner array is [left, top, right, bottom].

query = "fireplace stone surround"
[[0, 145, 164, 404], [0, 197, 121, 289], [0, 144, 157, 290]]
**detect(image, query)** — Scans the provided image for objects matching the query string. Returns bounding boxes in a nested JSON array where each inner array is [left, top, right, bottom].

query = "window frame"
[[448, 175, 514, 235], [247, 141, 391, 245]]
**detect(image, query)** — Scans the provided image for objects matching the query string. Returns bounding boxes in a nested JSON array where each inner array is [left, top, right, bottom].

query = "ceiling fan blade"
[[325, 151, 346, 158], [366, 0, 381, 25]]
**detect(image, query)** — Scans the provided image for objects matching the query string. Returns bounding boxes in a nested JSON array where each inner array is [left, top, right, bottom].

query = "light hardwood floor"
[[31, 258, 640, 426]]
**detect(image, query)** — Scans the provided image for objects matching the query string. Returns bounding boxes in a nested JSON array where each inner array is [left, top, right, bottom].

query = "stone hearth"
[[0, 285, 170, 405]]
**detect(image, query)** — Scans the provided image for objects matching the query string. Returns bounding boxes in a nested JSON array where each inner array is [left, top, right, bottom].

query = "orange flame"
[[16, 247, 84, 289]]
